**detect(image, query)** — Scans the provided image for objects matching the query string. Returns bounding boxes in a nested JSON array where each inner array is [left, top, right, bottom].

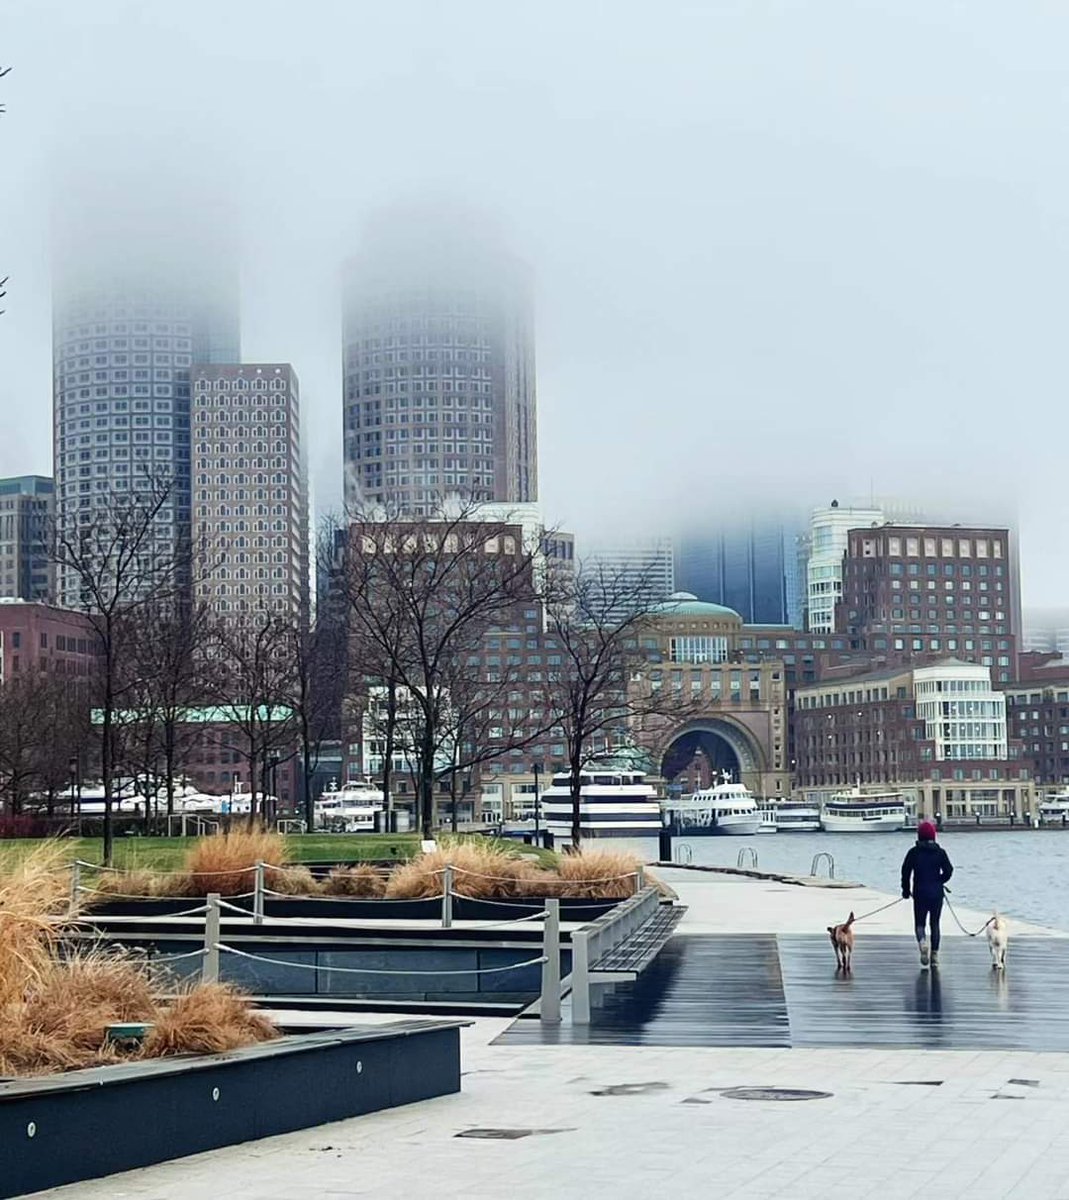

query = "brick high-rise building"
[[341, 209, 537, 511], [191, 365, 308, 622], [837, 524, 1019, 683], [0, 477, 54, 602]]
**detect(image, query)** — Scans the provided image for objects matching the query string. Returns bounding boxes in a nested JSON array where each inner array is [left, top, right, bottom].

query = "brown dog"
[[827, 912, 856, 973]]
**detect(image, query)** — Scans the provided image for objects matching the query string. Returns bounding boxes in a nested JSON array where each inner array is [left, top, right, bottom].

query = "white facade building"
[[805, 503, 885, 632], [912, 660, 1008, 761]]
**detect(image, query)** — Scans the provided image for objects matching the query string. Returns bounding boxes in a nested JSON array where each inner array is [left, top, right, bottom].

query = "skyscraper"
[[341, 209, 537, 512], [0, 476, 54, 602], [52, 197, 239, 605], [584, 537, 675, 618], [676, 519, 793, 625], [192, 365, 308, 622]]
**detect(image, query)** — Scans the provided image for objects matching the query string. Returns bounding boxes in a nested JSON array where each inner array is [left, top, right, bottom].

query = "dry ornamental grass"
[[185, 829, 292, 896], [0, 842, 277, 1077], [322, 864, 388, 897]]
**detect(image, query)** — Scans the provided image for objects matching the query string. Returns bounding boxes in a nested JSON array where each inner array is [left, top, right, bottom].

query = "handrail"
[[810, 851, 836, 879], [737, 847, 758, 869]]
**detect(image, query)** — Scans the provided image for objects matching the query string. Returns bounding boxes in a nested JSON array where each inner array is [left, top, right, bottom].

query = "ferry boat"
[[1038, 789, 1069, 827], [662, 781, 762, 837], [773, 801, 823, 833], [314, 778, 386, 832], [820, 786, 909, 833], [540, 757, 662, 844]]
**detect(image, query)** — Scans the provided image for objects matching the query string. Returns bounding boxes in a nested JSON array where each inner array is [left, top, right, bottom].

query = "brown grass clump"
[[0, 840, 74, 1010], [185, 829, 290, 896], [322, 864, 387, 897], [385, 840, 529, 899], [263, 864, 320, 896], [143, 983, 277, 1057], [85, 867, 193, 900], [556, 849, 650, 899]]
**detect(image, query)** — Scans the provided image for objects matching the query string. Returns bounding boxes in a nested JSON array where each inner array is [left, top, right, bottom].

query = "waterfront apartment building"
[[793, 659, 1034, 820], [837, 523, 1019, 683], [52, 225, 239, 606], [191, 365, 308, 622], [342, 211, 537, 511], [1002, 653, 1069, 788], [0, 477, 54, 602]]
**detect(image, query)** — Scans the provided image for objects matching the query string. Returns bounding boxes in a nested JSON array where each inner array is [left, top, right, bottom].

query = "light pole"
[[68, 756, 80, 831], [267, 755, 280, 827], [532, 761, 543, 842]]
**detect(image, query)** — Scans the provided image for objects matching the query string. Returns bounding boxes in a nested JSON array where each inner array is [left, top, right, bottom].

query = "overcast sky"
[[2, 1, 1067, 603]]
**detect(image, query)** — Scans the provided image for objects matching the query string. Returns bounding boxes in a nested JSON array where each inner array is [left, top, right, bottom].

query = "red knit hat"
[[917, 820, 937, 841]]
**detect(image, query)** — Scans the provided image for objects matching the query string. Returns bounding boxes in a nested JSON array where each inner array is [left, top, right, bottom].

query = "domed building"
[[630, 593, 790, 802]]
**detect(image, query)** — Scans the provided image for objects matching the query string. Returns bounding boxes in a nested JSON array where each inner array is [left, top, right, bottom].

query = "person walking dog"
[[901, 820, 953, 969]]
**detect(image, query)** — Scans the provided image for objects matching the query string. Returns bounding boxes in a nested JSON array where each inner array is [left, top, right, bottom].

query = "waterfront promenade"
[[32, 869, 1069, 1200]]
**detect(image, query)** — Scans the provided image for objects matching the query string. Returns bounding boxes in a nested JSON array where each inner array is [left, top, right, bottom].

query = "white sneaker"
[[920, 938, 930, 969], [931, 950, 940, 968]]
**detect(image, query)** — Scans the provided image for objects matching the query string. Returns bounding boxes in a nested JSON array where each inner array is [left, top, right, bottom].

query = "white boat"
[[756, 805, 778, 834], [315, 778, 386, 832], [773, 801, 822, 832], [1038, 790, 1069, 827], [663, 782, 762, 837], [821, 786, 908, 833], [541, 757, 662, 844]]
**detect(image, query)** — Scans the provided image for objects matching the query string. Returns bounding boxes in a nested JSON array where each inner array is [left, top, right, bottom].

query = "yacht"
[[1038, 789, 1069, 827], [663, 781, 762, 837], [540, 758, 662, 844], [756, 805, 778, 834], [772, 800, 823, 833], [314, 779, 386, 832], [820, 786, 908, 833]]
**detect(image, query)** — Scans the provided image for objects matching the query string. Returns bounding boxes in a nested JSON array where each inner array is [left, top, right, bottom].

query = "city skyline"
[[2, 3, 1068, 603]]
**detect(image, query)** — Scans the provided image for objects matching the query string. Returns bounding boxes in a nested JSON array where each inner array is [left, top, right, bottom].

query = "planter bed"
[[85, 894, 619, 922], [0, 1020, 464, 1199]]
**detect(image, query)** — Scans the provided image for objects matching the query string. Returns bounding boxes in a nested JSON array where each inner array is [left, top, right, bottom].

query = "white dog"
[[987, 913, 1009, 970]]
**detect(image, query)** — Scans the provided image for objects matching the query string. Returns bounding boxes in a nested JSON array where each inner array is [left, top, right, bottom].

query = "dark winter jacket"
[[901, 841, 953, 901]]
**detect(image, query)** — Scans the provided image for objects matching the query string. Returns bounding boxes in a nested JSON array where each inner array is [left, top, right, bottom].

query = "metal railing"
[[569, 880, 660, 1026], [737, 847, 759, 869], [810, 851, 836, 879]]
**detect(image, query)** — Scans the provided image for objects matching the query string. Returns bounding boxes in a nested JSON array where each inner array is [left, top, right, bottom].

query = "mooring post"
[[571, 929, 591, 1025], [253, 861, 265, 925], [69, 861, 81, 914], [441, 864, 454, 928], [540, 899, 561, 1025], [204, 892, 221, 983]]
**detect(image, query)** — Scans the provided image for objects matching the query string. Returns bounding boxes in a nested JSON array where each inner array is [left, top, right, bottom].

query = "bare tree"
[[50, 472, 183, 863], [202, 610, 298, 829], [282, 617, 344, 831], [540, 559, 677, 847], [337, 499, 541, 839]]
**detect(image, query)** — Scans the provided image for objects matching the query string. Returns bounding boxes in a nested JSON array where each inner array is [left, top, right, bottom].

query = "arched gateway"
[[659, 718, 769, 797]]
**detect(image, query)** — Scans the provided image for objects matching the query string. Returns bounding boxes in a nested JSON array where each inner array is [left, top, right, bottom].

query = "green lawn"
[[0, 832, 554, 870], [0, 833, 422, 870]]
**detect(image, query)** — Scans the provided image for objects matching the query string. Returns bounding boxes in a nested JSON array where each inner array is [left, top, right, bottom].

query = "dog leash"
[[850, 896, 905, 924], [943, 892, 996, 938]]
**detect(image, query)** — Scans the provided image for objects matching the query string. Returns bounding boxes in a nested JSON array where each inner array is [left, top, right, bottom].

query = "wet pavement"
[[497, 933, 1069, 1050]]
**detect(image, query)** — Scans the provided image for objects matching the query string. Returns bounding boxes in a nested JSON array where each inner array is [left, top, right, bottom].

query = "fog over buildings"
[[2, 2, 1068, 602]]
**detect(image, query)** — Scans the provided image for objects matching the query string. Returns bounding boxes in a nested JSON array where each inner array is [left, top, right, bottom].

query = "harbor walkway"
[[31, 869, 1069, 1200]]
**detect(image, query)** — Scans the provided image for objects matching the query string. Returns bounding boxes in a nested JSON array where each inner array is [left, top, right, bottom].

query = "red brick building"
[[0, 601, 98, 683]]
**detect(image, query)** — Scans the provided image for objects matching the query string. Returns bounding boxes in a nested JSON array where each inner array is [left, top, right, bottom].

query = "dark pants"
[[913, 894, 943, 951]]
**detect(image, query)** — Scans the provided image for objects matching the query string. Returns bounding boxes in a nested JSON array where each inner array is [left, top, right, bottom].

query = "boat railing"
[[736, 847, 758, 869], [810, 851, 835, 879]]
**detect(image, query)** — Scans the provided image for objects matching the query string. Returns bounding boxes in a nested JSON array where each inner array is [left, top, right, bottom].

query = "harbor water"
[[673, 830, 1069, 932]]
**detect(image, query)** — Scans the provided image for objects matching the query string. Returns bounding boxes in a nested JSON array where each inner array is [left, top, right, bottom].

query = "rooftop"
[[649, 592, 742, 621]]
